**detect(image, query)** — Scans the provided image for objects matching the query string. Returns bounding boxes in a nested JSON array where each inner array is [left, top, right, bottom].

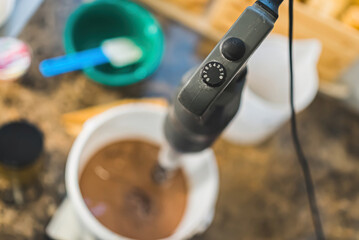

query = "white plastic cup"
[[223, 35, 322, 145], [65, 103, 219, 240]]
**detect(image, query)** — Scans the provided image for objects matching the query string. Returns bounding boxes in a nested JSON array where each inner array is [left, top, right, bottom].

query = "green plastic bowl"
[[64, 0, 164, 86]]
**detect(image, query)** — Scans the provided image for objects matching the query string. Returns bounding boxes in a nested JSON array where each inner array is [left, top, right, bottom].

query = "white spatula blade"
[[102, 37, 143, 67]]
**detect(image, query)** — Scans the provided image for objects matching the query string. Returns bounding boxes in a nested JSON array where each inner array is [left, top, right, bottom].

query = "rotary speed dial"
[[201, 61, 226, 87]]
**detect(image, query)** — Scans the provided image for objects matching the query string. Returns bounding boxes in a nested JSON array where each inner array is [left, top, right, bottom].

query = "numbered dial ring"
[[201, 62, 226, 87]]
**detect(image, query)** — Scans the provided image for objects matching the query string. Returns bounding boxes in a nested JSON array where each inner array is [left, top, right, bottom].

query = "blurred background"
[[0, 0, 359, 239]]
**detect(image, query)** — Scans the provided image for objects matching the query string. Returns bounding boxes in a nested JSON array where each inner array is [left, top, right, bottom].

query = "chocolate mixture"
[[79, 140, 188, 240]]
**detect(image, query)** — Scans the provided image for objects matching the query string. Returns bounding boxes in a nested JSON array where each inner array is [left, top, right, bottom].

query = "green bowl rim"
[[63, 0, 165, 86]]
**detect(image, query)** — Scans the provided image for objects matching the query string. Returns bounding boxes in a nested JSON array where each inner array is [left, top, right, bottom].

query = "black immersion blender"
[[153, 1, 326, 239], [153, 0, 284, 178]]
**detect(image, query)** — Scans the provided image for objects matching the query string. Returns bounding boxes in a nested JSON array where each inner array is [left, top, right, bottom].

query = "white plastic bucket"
[[65, 103, 219, 240], [224, 35, 322, 145]]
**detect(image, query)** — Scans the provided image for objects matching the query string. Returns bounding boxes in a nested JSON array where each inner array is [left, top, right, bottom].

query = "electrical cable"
[[288, 0, 325, 239]]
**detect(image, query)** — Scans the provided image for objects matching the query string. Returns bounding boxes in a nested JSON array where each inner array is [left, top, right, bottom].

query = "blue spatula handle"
[[39, 47, 109, 77]]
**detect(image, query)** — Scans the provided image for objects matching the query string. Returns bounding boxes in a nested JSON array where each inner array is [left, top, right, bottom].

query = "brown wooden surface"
[[164, 0, 209, 14], [0, 1, 359, 239], [61, 98, 167, 136], [136, 0, 224, 41]]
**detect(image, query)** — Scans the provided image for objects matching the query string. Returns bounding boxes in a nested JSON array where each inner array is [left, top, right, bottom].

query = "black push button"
[[221, 37, 246, 61], [201, 62, 226, 87]]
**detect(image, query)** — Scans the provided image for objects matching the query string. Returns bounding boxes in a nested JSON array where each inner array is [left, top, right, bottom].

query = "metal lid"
[[0, 121, 44, 168]]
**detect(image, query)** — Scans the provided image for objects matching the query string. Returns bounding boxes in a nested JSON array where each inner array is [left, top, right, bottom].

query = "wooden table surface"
[[0, 1, 359, 239]]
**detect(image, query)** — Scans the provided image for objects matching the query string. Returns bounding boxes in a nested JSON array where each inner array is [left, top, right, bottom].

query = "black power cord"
[[288, 0, 325, 239]]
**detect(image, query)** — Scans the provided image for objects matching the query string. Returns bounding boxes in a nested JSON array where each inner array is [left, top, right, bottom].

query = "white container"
[[0, 0, 16, 28], [224, 35, 322, 145], [64, 103, 219, 240]]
